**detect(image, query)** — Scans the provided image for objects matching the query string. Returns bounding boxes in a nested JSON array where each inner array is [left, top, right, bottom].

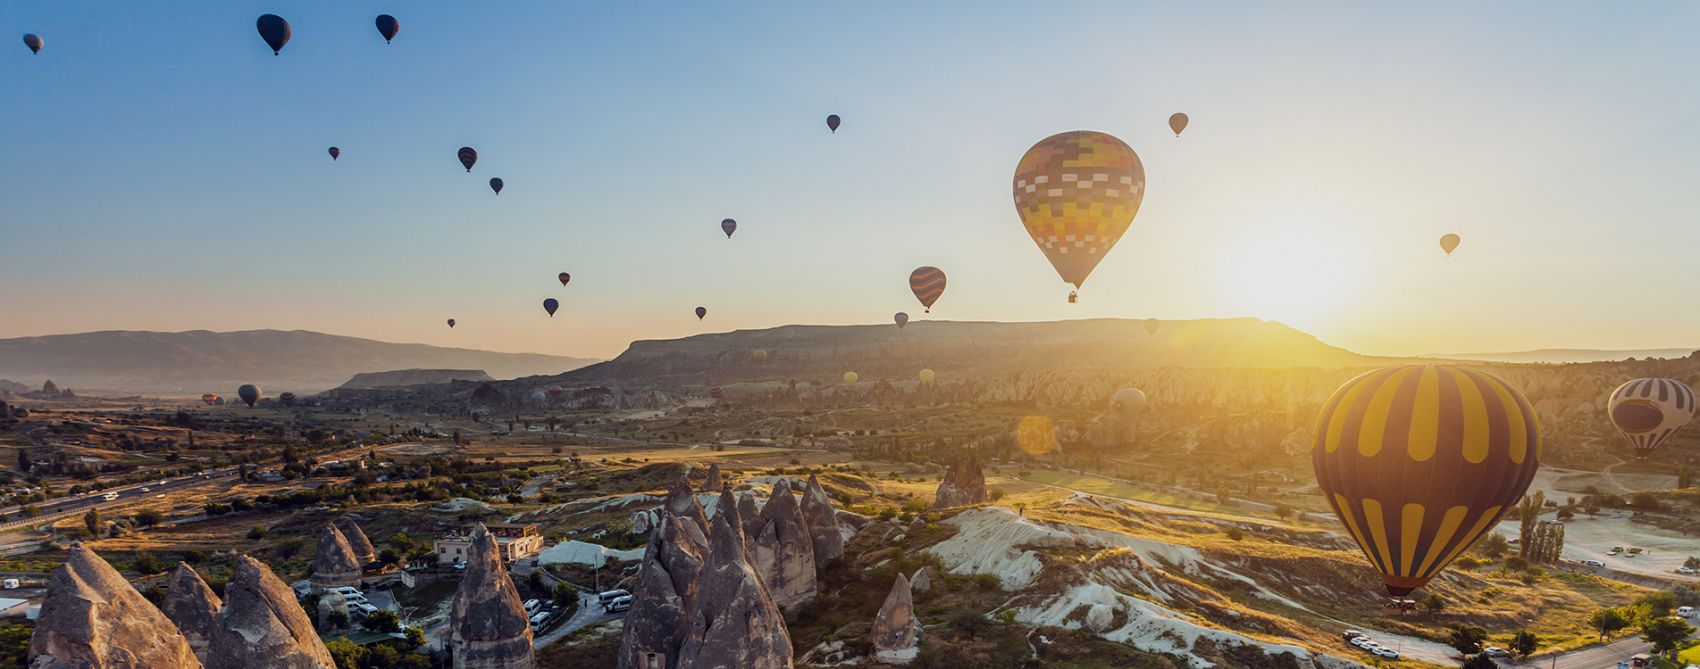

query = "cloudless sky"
[[3, 2, 1698, 359]]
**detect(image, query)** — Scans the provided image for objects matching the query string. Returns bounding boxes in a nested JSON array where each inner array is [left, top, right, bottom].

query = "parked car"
[[1372, 647, 1399, 659], [1341, 630, 1364, 643], [604, 595, 633, 614], [529, 611, 551, 629], [1583, 559, 1605, 568], [1608, 547, 1623, 555], [1678, 567, 1696, 575], [1483, 647, 1509, 658], [1677, 606, 1694, 617], [524, 599, 541, 613], [597, 589, 631, 604]]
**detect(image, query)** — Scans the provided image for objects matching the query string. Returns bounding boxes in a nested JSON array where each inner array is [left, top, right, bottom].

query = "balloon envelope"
[[23, 34, 43, 54], [458, 147, 477, 172], [753, 349, 769, 363], [1110, 388, 1146, 414], [447, 319, 455, 328], [1607, 378, 1695, 457], [278, 392, 297, 407], [256, 14, 291, 54], [543, 298, 559, 317], [1440, 234, 1461, 256], [919, 369, 935, 385], [489, 178, 503, 194], [721, 218, 737, 238], [558, 272, 571, 286], [826, 114, 841, 133], [894, 312, 909, 329], [328, 147, 340, 160], [843, 372, 858, 387], [237, 384, 261, 408], [375, 14, 399, 43], [1014, 131, 1144, 291], [909, 267, 946, 312], [1313, 365, 1541, 597], [1144, 318, 1160, 335], [1168, 113, 1189, 136], [201, 393, 219, 406], [695, 306, 707, 320]]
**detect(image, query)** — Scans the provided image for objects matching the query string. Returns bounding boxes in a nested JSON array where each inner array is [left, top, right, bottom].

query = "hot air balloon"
[[1313, 365, 1541, 597], [201, 393, 219, 406], [826, 115, 841, 133], [1014, 131, 1144, 301], [721, 218, 737, 239], [558, 272, 571, 286], [919, 369, 935, 386], [458, 147, 477, 172], [1168, 113, 1188, 136], [447, 319, 456, 328], [543, 298, 559, 317], [909, 267, 946, 313], [375, 15, 399, 43], [328, 147, 340, 161], [237, 384, 262, 408], [489, 178, 503, 194], [530, 390, 548, 404], [843, 372, 858, 387], [23, 34, 43, 55], [1439, 234, 1460, 256], [695, 306, 707, 320], [278, 392, 297, 407], [1144, 319, 1160, 335], [894, 312, 909, 329], [753, 349, 769, 363], [1110, 388, 1146, 415], [547, 387, 566, 400], [256, 15, 291, 55], [1607, 378, 1695, 458]]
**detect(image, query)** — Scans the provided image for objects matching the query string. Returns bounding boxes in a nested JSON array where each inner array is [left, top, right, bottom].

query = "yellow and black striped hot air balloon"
[[1313, 365, 1541, 597]]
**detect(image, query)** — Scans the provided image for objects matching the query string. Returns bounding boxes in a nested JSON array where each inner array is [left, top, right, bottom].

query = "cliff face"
[[28, 545, 203, 669], [336, 369, 495, 389]]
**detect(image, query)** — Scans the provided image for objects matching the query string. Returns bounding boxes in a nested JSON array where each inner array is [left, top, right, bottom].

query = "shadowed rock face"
[[676, 510, 793, 669], [933, 454, 987, 509], [665, 477, 710, 535], [161, 562, 223, 662], [206, 555, 336, 669], [716, 485, 752, 562], [450, 525, 534, 669], [751, 480, 817, 610], [309, 523, 361, 593], [735, 493, 762, 556], [799, 474, 844, 564], [870, 574, 920, 665], [702, 464, 723, 493], [618, 512, 709, 669], [28, 544, 203, 669], [335, 518, 376, 566]]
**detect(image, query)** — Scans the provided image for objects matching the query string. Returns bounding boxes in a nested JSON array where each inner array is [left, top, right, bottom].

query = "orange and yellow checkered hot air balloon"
[[1013, 131, 1144, 301], [1313, 365, 1541, 597]]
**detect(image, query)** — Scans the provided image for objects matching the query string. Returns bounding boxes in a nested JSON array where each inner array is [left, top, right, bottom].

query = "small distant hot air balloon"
[[489, 178, 503, 194], [543, 298, 559, 317], [447, 318, 456, 328], [558, 272, 571, 286], [328, 147, 340, 161], [375, 14, 399, 43], [1439, 234, 1461, 256], [201, 393, 219, 406], [237, 384, 261, 408], [753, 349, 769, 363], [23, 34, 43, 55], [1314, 366, 1541, 597], [721, 218, 737, 239], [1015, 131, 1144, 301], [547, 387, 566, 400], [278, 392, 297, 407], [1168, 113, 1189, 137], [710, 387, 724, 400], [1110, 388, 1146, 415], [1144, 319, 1160, 335], [909, 267, 946, 313], [919, 369, 936, 386], [1608, 378, 1695, 458], [256, 15, 291, 55], [843, 372, 858, 387], [695, 306, 707, 320], [826, 115, 841, 133], [894, 312, 909, 329], [458, 147, 477, 172]]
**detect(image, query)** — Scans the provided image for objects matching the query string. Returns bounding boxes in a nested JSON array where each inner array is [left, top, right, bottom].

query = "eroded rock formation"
[[676, 509, 793, 669], [28, 544, 203, 669], [751, 479, 816, 610], [449, 525, 535, 669], [617, 511, 709, 669], [799, 474, 844, 564], [932, 453, 987, 509], [664, 477, 709, 534], [870, 573, 920, 665], [702, 463, 722, 492], [206, 555, 336, 669], [335, 518, 377, 566], [161, 562, 223, 663]]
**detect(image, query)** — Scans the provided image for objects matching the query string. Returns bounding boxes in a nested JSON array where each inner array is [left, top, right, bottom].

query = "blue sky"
[[4, 2, 1699, 358]]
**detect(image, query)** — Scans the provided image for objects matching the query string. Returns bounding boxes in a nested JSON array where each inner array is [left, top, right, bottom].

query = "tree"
[[1509, 630, 1539, 659], [132, 509, 163, 528], [1446, 624, 1488, 656], [15, 448, 28, 474], [1516, 491, 1545, 556], [1471, 532, 1510, 560], [1589, 608, 1630, 640], [83, 509, 99, 537], [1461, 656, 1497, 669], [362, 609, 401, 633], [1420, 593, 1446, 617], [1639, 616, 1694, 657]]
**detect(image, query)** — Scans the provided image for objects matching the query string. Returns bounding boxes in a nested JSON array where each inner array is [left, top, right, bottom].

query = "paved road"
[[533, 591, 617, 648], [1512, 635, 1655, 668]]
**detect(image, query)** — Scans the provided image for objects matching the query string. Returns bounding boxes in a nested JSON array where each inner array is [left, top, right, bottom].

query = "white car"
[[1679, 567, 1697, 575], [1350, 637, 1373, 649], [1483, 647, 1509, 658], [1583, 559, 1605, 568], [1373, 648, 1399, 659], [353, 603, 379, 616]]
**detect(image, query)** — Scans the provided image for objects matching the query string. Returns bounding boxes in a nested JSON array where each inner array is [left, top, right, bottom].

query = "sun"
[[1217, 225, 1363, 327]]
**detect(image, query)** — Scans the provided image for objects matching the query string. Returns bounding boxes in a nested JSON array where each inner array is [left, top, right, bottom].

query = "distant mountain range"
[[0, 330, 595, 395], [1435, 348, 1699, 364]]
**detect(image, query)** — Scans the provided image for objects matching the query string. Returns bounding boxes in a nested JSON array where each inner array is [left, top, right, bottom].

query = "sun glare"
[[1219, 226, 1362, 328]]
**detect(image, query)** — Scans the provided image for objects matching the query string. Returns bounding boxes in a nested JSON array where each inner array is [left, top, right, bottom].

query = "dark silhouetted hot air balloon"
[[328, 147, 340, 161], [753, 349, 768, 363], [894, 312, 909, 329], [826, 115, 841, 133], [1440, 234, 1460, 256], [721, 218, 737, 239], [489, 178, 503, 194], [458, 147, 477, 172], [1313, 365, 1541, 597], [237, 384, 262, 408], [1168, 113, 1188, 136], [256, 15, 291, 55], [1607, 378, 1695, 458], [375, 15, 399, 43], [447, 319, 456, 328], [23, 34, 43, 55], [1144, 318, 1160, 335], [695, 306, 707, 320], [1111, 388, 1146, 415], [1014, 131, 1144, 300], [543, 299, 559, 317], [201, 393, 219, 406], [909, 267, 946, 313], [278, 392, 297, 407], [558, 272, 571, 286]]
